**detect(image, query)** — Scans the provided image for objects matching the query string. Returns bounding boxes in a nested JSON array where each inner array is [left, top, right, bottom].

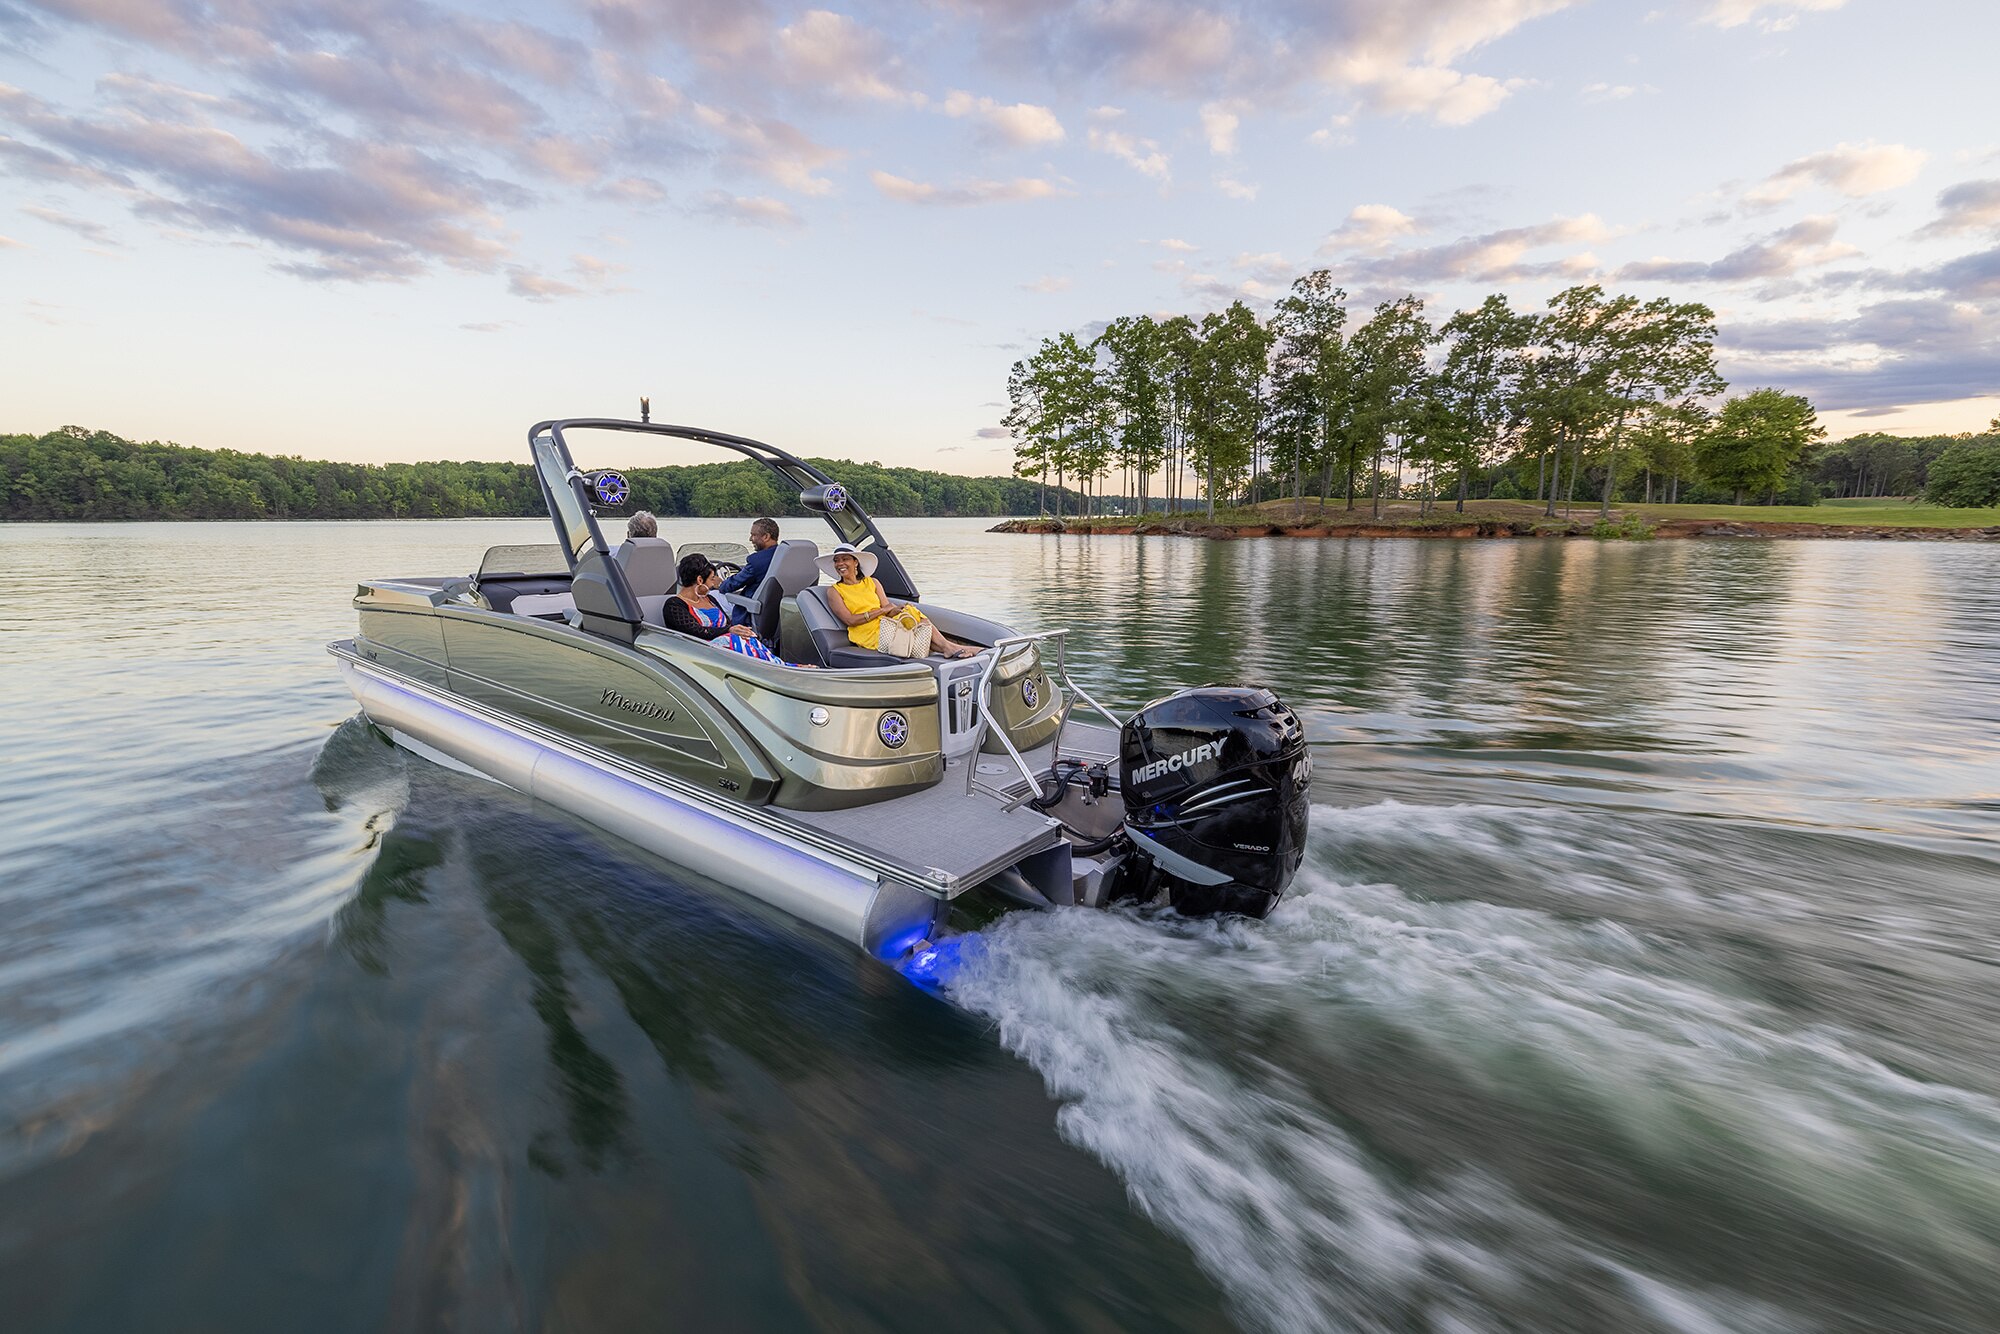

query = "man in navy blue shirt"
[[719, 517, 780, 620]]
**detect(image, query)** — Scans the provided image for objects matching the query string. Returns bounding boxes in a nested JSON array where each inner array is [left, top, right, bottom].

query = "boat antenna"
[[639, 396, 651, 423]]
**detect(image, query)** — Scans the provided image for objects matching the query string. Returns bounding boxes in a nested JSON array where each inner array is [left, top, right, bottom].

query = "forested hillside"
[[0, 428, 1078, 520]]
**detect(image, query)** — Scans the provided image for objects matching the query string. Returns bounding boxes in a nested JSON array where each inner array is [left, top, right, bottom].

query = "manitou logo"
[[601, 687, 675, 722], [1134, 739, 1225, 784]]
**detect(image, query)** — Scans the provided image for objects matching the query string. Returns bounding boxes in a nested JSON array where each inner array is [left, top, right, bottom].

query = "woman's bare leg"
[[926, 625, 978, 658]]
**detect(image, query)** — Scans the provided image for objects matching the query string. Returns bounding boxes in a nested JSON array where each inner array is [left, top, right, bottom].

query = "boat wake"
[[946, 801, 2000, 1334]]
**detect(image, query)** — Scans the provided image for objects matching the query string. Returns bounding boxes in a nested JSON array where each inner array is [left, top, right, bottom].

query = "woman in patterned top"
[[662, 552, 813, 667]]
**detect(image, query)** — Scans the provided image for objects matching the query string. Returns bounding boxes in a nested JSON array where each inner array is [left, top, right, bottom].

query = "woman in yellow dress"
[[817, 544, 979, 659]]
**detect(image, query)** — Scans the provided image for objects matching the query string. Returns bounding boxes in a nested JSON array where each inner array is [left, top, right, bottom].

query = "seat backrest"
[[795, 585, 854, 664], [612, 537, 676, 623], [760, 539, 820, 597]]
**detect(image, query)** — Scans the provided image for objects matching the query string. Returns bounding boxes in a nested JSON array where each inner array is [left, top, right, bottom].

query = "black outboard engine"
[[1110, 686, 1311, 917]]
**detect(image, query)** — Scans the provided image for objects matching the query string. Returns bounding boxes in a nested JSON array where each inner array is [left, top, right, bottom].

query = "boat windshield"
[[477, 543, 569, 580]]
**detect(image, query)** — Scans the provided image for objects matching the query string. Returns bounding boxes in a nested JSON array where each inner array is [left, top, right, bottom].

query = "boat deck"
[[776, 722, 1120, 893]]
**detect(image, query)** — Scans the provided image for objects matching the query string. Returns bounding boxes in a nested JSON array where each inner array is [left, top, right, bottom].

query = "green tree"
[[1630, 401, 1709, 503], [1695, 389, 1825, 504], [1591, 295, 1724, 519], [1005, 334, 1097, 517], [1269, 271, 1349, 513], [1924, 439, 2000, 507], [1185, 301, 1272, 518], [1436, 294, 1531, 513], [1524, 286, 1624, 518], [1157, 315, 1200, 513], [1347, 296, 1432, 519], [1095, 315, 1169, 514]]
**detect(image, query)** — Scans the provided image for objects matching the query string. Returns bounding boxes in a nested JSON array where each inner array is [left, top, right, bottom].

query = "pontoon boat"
[[329, 416, 1311, 967]]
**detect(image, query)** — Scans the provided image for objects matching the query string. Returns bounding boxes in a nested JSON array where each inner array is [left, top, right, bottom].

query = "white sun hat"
[[816, 542, 879, 580]]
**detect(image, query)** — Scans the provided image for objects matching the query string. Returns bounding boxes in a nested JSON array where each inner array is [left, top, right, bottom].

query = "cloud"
[[1918, 179, 2000, 238], [1215, 176, 1257, 200], [691, 104, 841, 195], [1699, 0, 1846, 32], [1746, 141, 1926, 207], [517, 134, 610, 186], [1154, 237, 1199, 252], [773, 9, 913, 103], [506, 266, 583, 301], [1722, 295, 2000, 411], [585, 0, 770, 60], [693, 189, 802, 227], [1580, 81, 1636, 101], [0, 130, 132, 189], [1322, 59, 1525, 127], [597, 174, 668, 205], [1325, 214, 1609, 289], [940, 91, 1065, 147], [1231, 251, 1294, 284], [1088, 125, 1169, 180], [1021, 274, 1072, 293], [460, 320, 515, 332], [869, 169, 1062, 206], [0, 233, 22, 249], [1199, 100, 1244, 154], [0, 83, 520, 282], [1152, 252, 1282, 306], [1617, 216, 1856, 283], [975, 426, 1011, 439], [568, 252, 628, 282], [1318, 203, 1422, 253], [1837, 244, 2000, 301], [248, 44, 544, 149], [21, 203, 115, 243], [1308, 111, 1357, 149], [961, 0, 1571, 126]]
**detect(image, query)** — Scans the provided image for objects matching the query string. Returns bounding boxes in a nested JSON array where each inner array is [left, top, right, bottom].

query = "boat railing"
[[965, 630, 1123, 806]]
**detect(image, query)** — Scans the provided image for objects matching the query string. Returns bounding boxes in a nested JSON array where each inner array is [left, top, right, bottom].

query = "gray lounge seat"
[[797, 584, 964, 668], [611, 537, 677, 624]]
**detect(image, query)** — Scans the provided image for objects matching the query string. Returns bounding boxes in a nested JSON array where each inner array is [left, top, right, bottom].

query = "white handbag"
[[877, 612, 932, 658]]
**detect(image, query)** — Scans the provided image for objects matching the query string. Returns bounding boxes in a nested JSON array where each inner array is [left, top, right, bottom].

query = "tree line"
[[1000, 275, 1988, 516], [0, 428, 1083, 521]]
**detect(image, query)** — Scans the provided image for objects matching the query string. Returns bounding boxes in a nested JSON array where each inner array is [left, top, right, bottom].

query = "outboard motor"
[[1111, 686, 1311, 917]]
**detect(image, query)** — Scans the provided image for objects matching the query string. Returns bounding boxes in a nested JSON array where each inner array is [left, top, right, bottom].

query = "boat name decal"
[[1134, 739, 1225, 784], [601, 687, 675, 722]]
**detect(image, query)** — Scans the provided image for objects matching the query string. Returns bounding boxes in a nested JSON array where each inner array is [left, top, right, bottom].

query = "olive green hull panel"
[[354, 602, 944, 810], [982, 648, 1065, 753]]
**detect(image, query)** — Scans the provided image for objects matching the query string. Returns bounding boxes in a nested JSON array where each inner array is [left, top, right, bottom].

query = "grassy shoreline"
[[991, 497, 2000, 541]]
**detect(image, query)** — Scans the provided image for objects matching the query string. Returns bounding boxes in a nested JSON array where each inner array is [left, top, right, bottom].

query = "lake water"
[[3, 518, 1999, 1334]]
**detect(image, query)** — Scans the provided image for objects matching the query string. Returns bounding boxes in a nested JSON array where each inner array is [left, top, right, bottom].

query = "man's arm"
[[718, 545, 772, 594]]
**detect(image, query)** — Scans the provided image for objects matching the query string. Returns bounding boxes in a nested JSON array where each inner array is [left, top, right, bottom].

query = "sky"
[[3, 0, 1998, 471]]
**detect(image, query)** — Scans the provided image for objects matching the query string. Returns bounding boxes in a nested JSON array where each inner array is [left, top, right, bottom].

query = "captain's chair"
[[611, 537, 677, 623], [748, 539, 820, 646]]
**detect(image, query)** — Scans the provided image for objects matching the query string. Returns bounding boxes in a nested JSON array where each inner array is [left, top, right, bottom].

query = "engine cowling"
[[1114, 685, 1311, 918]]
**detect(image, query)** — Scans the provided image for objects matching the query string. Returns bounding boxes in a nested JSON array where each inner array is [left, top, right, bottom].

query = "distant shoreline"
[[990, 511, 2000, 543], [0, 513, 1023, 524]]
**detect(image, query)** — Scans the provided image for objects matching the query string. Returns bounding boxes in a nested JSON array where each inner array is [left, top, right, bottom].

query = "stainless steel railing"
[[963, 630, 1123, 804]]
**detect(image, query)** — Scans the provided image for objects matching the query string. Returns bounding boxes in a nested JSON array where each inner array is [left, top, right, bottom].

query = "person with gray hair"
[[626, 510, 658, 540]]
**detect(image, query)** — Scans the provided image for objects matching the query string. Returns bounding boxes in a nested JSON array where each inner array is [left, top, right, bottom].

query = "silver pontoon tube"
[[338, 658, 941, 958]]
